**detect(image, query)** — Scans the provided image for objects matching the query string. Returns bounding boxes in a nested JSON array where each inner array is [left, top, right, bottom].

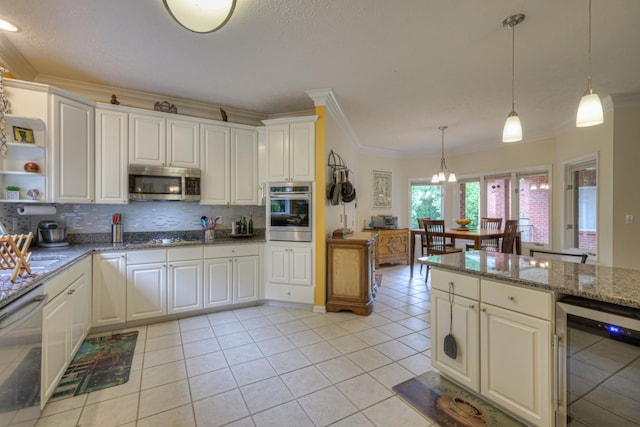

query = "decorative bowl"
[[455, 218, 472, 227]]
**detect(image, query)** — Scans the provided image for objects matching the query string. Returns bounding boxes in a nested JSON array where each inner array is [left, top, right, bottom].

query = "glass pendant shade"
[[431, 173, 439, 183], [502, 111, 522, 143], [448, 172, 457, 182], [163, 0, 236, 33], [576, 89, 604, 127]]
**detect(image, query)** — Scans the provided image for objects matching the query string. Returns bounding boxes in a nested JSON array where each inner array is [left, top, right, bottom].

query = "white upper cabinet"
[[129, 112, 199, 168], [167, 118, 200, 168], [50, 94, 94, 203], [263, 116, 317, 182], [201, 124, 230, 205], [201, 124, 257, 205], [231, 128, 258, 204], [95, 107, 128, 203]]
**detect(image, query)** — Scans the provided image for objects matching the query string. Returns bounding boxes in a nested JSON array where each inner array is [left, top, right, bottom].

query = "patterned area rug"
[[393, 371, 527, 426], [51, 331, 138, 400]]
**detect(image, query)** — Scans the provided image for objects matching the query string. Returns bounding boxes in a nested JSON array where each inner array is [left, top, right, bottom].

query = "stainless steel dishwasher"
[[0, 286, 48, 423], [555, 296, 640, 426]]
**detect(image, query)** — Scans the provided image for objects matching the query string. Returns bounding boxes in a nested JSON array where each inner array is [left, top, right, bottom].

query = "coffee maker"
[[37, 220, 69, 247]]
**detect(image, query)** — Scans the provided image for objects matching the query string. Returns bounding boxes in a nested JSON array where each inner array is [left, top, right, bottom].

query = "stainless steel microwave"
[[128, 164, 201, 201]]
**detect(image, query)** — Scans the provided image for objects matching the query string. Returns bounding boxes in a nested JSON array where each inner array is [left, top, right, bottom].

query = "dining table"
[[409, 227, 522, 277]]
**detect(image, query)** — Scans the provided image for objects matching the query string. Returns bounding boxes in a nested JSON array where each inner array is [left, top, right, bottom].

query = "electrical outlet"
[[625, 214, 634, 224]]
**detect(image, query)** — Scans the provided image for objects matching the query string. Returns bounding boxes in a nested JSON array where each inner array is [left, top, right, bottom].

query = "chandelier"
[[431, 126, 456, 183]]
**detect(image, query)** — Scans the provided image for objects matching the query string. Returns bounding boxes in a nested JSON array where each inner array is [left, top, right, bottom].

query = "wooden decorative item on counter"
[[327, 232, 377, 316], [0, 233, 34, 281], [373, 228, 409, 267]]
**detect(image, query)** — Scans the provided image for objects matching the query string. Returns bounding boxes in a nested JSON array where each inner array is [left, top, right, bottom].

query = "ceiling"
[[1, 0, 639, 156]]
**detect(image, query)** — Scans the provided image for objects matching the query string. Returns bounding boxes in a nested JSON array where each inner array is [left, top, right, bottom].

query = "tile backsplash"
[[0, 202, 265, 235]]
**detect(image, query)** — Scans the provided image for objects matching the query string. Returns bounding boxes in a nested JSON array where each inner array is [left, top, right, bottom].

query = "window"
[[486, 175, 511, 221], [457, 180, 480, 228], [410, 180, 442, 228], [517, 172, 550, 245], [565, 157, 597, 255]]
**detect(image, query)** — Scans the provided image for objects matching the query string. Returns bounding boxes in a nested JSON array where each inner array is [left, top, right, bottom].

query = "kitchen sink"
[[28, 257, 65, 270]]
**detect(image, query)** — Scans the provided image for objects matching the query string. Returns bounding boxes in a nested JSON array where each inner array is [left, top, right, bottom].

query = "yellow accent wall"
[[314, 106, 326, 307]]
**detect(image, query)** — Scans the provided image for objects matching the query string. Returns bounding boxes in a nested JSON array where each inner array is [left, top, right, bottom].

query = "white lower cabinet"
[[92, 252, 127, 327], [167, 247, 203, 314], [264, 242, 313, 304], [42, 257, 92, 405], [430, 269, 553, 427], [204, 244, 260, 308], [126, 250, 167, 322]]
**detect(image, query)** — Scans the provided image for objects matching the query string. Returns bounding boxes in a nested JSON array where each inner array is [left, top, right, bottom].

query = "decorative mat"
[[51, 331, 138, 400], [392, 371, 526, 426]]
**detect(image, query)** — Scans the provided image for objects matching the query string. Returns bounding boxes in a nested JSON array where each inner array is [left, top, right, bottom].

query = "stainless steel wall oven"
[[555, 296, 640, 427], [268, 182, 312, 242]]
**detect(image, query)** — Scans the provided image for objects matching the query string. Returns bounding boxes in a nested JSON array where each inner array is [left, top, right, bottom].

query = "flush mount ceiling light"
[[576, 0, 604, 127], [502, 14, 525, 143], [431, 126, 456, 183], [0, 18, 19, 32], [163, 0, 236, 33]]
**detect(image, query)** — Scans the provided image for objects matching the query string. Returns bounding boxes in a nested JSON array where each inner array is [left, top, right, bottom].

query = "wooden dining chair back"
[[500, 219, 519, 254], [466, 217, 503, 250], [423, 220, 462, 282], [417, 218, 430, 272]]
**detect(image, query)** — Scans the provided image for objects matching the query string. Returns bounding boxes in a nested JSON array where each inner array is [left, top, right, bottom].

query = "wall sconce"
[[163, 0, 236, 33]]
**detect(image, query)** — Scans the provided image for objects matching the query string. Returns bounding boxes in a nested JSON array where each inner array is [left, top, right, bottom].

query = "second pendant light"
[[502, 14, 525, 143]]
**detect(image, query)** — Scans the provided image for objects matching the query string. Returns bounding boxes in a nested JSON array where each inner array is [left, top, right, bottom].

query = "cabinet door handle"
[[67, 289, 75, 295]]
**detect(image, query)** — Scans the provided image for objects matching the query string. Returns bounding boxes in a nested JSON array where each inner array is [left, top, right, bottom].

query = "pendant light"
[[502, 14, 525, 143], [163, 0, 236, 33], [431, 126, 456, 183], [576, 0, 604, 127]]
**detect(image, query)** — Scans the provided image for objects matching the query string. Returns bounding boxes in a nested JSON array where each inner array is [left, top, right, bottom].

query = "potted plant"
[[5, 185, 20, 200]]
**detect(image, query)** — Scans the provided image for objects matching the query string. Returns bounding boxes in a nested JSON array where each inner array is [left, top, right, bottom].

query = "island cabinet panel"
[[430, 267, 553, 427], [480, 303, 551, 427], [326, 233, 376, 316], [431, 289, 479, 391]]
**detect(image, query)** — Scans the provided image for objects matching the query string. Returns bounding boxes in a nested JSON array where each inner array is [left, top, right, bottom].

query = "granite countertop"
[[0, 233, 267, 310], [421, 251, 640, 309]]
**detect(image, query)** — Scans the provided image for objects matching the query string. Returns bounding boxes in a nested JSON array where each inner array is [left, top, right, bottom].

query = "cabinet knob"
[[469, 304, 475, 309], [481, 308, 487, 313], [508, 296, 515, 302]]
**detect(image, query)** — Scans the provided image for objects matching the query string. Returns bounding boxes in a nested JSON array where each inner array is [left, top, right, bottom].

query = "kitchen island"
[[420, 251, 640, 427]]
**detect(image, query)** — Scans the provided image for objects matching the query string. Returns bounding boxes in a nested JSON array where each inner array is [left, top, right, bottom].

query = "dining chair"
[[529, 249, 588, 263], [417, 218, 430, 272], [423, 220, 463, 282], [499, 219, 519, 254], [465, 217, 502, 251]]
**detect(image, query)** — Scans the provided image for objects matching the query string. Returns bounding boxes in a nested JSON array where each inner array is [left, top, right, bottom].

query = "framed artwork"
[[13, 126, 34, 143], [373, 170, 392, 208]]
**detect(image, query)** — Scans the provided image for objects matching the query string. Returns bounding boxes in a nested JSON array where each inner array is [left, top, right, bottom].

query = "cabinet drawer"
[[432, 269, 480, 300], [66, 256, 91, 282], [127, 249, 166, 265], [168, 246, 203, 262], [265, 283, 314, 304], [204, 244, 259, 259], [481, 279, 552, 320]]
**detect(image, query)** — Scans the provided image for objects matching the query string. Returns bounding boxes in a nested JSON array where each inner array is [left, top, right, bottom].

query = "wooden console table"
[[368, 228, 409, 267], [327, 232, 377, 315]]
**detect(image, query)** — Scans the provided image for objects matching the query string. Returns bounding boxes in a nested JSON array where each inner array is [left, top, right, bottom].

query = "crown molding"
[[305, 88, 361, 150], [262, 115, 318, 126], [0, 33, 37, 80], [610, 93, 640, 109], [34, 74, 267, 126]]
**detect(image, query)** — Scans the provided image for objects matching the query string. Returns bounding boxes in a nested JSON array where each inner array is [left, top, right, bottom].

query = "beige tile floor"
[[36, 264, 438, 427]]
